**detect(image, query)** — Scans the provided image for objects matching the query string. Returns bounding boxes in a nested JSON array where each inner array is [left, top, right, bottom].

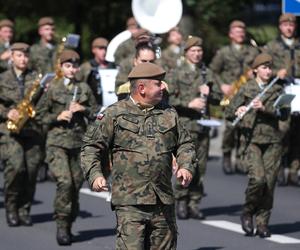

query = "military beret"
[[229, 20, 246, 29], [38, 17, 55, 27], [59, 49, 80, 64], [128, 62, 166, 80], [132, 28, 150, 40], [92, 37, 108, 48], [279, 13, 296, 23], [184, 36, 203, 51], [252, 53, 273, 69], [127, 17, 138, 28], [0, 19, 14, 29], [11, 42, 30, 52]]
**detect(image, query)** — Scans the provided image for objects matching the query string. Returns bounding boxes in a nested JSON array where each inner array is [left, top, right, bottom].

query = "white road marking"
[[80, 189, 300, 244]]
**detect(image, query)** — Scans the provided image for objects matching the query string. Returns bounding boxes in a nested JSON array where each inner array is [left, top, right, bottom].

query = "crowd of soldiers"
[[0, 11, 299, 248]]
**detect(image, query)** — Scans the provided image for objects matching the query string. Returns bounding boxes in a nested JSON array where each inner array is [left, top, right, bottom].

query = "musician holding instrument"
[[35, 50, 97, 245], [0, 19, 14, 73], [264, 13, 300, 186], [225, 53, 290, 238], [0, 43, 44, 227], [210, 20, 259, 174]]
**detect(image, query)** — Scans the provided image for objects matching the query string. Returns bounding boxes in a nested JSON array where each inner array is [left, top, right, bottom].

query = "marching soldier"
[[226, 53, 289, 237], [210, 20, 259, 174], [0, 19, 14, 73], [36, 50, 97, 245], [0, 43, 44, 227], [81, 62, 196, 249], [265, 13, 300, 186]]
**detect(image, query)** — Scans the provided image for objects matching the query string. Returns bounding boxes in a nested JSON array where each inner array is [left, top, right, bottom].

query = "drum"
[[284, 83, 300, 114]]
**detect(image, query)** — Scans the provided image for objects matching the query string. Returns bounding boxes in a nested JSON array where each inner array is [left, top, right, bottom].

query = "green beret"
[[128, 62, 166, 80], [59, 49, 80, 64], [92, 37, 108, 48], [252, 53, 273, 69], [279, 13, 296, 24], [229, 20, 246, 29], [11, 42, 30, 52], [0, 19, 14, 29], [38, 17, 55, 27], [184, 36, 202, 51]]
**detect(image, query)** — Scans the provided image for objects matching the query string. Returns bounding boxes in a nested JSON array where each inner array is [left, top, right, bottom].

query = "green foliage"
[[247, 25, 278, 46]]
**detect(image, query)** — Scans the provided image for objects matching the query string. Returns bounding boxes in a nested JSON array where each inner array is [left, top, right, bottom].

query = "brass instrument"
[[7, 74, 43, 133]]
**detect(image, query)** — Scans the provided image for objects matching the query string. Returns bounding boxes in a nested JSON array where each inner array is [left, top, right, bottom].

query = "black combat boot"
[[222, 152, 234, 174], [256, 224, 271, 238], [56, 226, 71, 245], [6, 210, 19, 227], [19, 211, 32, 226], [240, 213, 254, 236], [189, 206, 205, 220], [176, 200, 188, 220]]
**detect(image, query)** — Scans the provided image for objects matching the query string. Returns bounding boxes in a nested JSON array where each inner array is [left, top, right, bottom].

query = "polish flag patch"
[[96, 113, 105, 120]]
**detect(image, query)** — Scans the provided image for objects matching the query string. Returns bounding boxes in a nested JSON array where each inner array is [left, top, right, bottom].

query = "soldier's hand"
[[176, 168, 192, 187], [7, 109, 19, 121], [221, 84, 232, 96], [0, 50, 11, 61], [69, 101, 85, 113], [277, 68, 287, 79], [252, 98, 265, 111], [188, 97, 206, 113], [199, 84, 210, 96], [92, 177, 108, 192], [235, 106, 247, 118], [57, 110, 73, 122]]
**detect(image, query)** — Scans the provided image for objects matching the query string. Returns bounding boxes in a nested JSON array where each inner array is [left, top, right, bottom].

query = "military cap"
[[0, 19, 14, 29], [59, 49, 80, 64], [127, 17, 138, 28], [251, 53, 273, 69], [128, 62, 166, 80], [279, 13, 296, 23], [92, 37, 108, 48], [38, 17, 55, 27], [229, 20, 246, 29], [184, 36, 203, 51], [11, 42, 30, 52]]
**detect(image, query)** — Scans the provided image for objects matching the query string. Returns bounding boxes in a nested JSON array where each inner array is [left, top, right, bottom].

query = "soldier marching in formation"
[[0, 10, 299, 248]]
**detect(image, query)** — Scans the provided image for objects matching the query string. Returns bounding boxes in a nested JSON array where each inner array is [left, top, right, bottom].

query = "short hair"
[[135, 42, 156, 59]]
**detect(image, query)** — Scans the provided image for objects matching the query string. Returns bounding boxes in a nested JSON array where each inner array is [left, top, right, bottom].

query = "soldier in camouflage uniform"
[[76, 37, 115, 106], [0, 19, 14, 73], [81, 62, 196, 250], [264, 13, 300, 186], [0, 43, 44, 227], [36, 50, 97, 245], [225, 54, 289, 238], [210, 20, 259, 174], [29, 17, 56, 75], [168, 36, 221, 220]]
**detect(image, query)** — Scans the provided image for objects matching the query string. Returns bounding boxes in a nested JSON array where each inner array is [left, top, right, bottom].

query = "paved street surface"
[[0, 125, 300, 250]]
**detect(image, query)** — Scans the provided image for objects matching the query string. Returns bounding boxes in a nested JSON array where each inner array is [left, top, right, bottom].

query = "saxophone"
[[7, 74, 43, 133]]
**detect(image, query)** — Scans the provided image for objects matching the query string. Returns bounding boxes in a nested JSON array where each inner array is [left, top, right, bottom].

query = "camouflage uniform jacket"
[[81, 98, 196, 206], [265, 36, 300, 78], [168, 59, 221, 132], [0, 68, 42, 135], [114, 38, 135, 66], [225, 79, 289, 144], [159, 45, 183, 72], [29, 40, 56, 75], [115, 57, 133, 92], [36, 78, 97, 149], [209, 44, 259, 85], [0, 39, 10, 72]]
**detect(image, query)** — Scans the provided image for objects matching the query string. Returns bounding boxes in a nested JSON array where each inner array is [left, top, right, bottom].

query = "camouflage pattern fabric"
[[115, 57, 133, 93], [113, 38, 135, 66], [0, 40, 10, 73]]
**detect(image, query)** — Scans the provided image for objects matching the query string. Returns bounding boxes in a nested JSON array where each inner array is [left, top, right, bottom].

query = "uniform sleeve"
[[209, 49, 225, 86], [225, 86, 246, 121], [81, 110, 115, 188], [82, 84, 98, 120]]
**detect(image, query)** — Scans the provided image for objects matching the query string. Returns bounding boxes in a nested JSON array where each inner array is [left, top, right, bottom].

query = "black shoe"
[[240, 214, 254, 236], [19, 213, 32, 226], [56, 227, 71, 246], [256, 225, 271, 238], [189, 207, 205, 220], [6, 211, 19, 227], [222, 152, 234, 175], [176, 200, 188, 220]]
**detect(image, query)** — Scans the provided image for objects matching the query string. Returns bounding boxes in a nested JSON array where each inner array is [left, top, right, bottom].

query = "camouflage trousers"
[[46, 146, 84, 227], [222, 120, 236, 153], [175, 131, 209, 206], [0, 133, 42, 213], [115, 203, 177, 250], [242, 143, 281, 226]]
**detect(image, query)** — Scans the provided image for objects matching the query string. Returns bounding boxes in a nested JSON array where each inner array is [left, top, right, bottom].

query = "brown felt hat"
[[0, 19, 14, 29], [184, 36, 203, 51], [128, 62, 166, 80], [279, 13, 296, 23], [92, 37, 108, 48], [11, 42, 30, 52], [59, 49, 80, 64], [252, 53, 273, 69], [127, 17, 138, 28], [38, 17, 55, 27], [229, 20, 246, 29]]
